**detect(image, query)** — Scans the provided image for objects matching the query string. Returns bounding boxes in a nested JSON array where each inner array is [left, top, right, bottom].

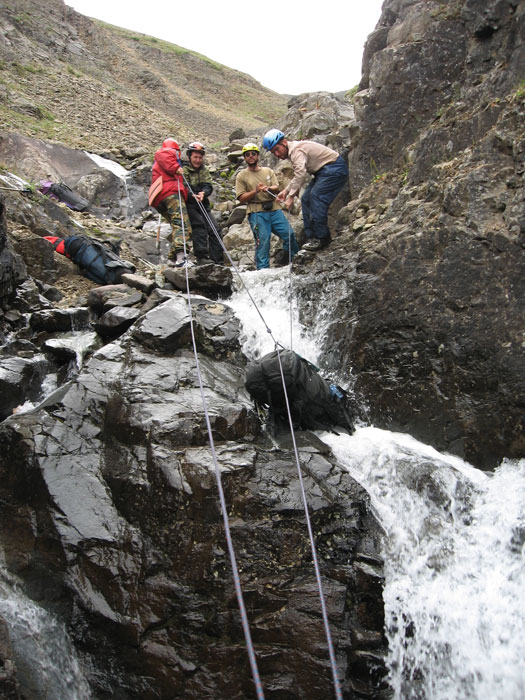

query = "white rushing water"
[[228, 268, 525, 700], [228, 268, 320, 363], [0, 568, 91, 699], [84, 151, 132, 217]]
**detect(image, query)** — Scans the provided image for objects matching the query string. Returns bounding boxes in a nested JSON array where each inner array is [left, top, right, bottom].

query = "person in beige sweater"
[[263, 129, 349, 251]]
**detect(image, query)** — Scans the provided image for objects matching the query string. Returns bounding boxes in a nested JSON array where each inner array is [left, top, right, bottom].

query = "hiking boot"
[[196, 257, 212, 266], [302, 237, 330, 252]]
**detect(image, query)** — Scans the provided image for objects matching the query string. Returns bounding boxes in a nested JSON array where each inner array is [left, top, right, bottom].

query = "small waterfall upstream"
[[228, 268, 525, 700], [84, 151, 133, 217]]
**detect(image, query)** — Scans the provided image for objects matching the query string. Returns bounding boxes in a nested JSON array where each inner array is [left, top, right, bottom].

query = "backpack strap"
[[148, 176, 163, 206]]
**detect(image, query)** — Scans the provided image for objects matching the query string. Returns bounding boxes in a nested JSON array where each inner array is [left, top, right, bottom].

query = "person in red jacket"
[[149, 138, 192, 266]]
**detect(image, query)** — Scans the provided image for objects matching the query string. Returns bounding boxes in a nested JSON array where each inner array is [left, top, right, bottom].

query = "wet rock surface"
[[291, 0, 524, 470], [0, 293, 388, 699]]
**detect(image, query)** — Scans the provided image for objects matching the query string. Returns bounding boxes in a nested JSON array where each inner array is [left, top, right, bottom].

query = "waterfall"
[[229, 268, 320, 362], [84, 151, 132, 217], [0, 567, 91, 699], [228, 269, 525, 700]]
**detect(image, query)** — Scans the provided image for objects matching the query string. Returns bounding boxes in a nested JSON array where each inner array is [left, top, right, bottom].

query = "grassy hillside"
[[0, 0, 287, 160]]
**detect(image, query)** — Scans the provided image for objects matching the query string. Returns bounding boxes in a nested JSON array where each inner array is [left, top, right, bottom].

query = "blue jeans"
[[301, 156, 349, 240], [248, 209, 299, 270]]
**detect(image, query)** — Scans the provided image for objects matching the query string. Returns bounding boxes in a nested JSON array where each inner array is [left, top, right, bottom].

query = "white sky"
[[66, 0, 385, 95]]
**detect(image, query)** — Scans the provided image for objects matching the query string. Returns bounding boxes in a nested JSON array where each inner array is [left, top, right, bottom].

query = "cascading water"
[[229, 268, 320, 362], [84, 151, 132, 217], [228, 268, 525, 700], [0, 566, 91, 699]]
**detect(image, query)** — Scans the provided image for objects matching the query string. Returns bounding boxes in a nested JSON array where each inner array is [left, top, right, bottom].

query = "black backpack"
[[62, 235, 135, 285], [245, 349, 355, 433], [49, 182, 89, 212]]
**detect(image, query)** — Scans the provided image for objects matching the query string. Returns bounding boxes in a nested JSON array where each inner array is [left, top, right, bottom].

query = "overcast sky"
[[66, 0, 385, 95]]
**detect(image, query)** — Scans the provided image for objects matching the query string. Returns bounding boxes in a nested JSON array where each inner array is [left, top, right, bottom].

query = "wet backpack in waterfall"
[[245, 349, 355, 433], [61, 235, 135, 285]]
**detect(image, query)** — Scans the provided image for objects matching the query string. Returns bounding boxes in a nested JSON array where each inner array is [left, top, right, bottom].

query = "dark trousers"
[[187, 204, 224, 263], [301, 156, 349, 240]]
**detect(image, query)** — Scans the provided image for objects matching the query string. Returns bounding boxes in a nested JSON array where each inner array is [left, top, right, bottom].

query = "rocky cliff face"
[[289, 0, 524, 469], [0, 292, 388, 699]]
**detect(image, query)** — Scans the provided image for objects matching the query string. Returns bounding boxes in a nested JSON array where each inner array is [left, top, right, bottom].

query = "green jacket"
[[183, 162, 213, 209]]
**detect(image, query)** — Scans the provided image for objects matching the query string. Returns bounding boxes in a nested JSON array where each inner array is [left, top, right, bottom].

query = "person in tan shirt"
[[235, 143, 299, 269], [262, 129, 349, 252]]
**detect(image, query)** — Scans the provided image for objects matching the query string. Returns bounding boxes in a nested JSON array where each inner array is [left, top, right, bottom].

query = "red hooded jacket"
[[151, 146, 187, 207]]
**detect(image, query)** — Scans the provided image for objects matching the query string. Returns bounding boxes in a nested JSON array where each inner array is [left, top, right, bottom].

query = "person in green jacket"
[[182, 142, 224, 265]]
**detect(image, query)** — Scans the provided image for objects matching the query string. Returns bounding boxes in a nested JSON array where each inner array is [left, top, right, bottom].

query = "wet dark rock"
[[29, 307, 91, 333], [37, 282, 64, 303], [0, 354, 48, 418], [292, 0, 525, 470], [12, 280, 53, 314], [0, 195, 27, 306], [0, 314, 387, 697], [163, 263, 234, 298], [132, 296, 243, 363], [0, 1, 523, 697], [0, 618, 21, 700], [93, 306, 142, 339], [0, 226, 388, 696]]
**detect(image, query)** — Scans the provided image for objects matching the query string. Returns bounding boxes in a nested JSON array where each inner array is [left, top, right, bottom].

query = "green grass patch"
[[0, 103, 67, 141], [514, 79, 525, 100], [12, 62, 43, 76]]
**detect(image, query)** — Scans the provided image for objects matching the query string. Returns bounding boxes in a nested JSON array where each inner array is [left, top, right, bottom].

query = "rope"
[[181, 175, 297, 350], [176, 188, 266, 700], [181, 175, 276, 342], [264, 189, 295, 351], [176, 181, 343, 699], [271, 344, 343, 700]]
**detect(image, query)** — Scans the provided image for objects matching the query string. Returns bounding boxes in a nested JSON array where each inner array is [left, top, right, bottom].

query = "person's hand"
[[194, 191, 204, 202], [257, 184, 268, 192], [175, 167, 183, 175], [283, 196, 294, 210], [276, 189, 287, 202]]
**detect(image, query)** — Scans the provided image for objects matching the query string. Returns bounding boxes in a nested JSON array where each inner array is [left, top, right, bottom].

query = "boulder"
[[0, 303, 387, 697]]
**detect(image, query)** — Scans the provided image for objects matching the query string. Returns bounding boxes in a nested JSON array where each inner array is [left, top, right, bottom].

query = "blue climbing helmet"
[[262, 129, 285, 151]]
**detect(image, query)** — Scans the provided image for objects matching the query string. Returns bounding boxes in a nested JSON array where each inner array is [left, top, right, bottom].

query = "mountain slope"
[[0, 0, 287, 158]]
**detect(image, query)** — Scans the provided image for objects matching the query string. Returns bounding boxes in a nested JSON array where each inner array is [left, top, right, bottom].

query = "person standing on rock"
[[262, 129, 348, 252], [182, 142, 224, 265], [149, 138, 192, 266], [235, 142, 299, 270]]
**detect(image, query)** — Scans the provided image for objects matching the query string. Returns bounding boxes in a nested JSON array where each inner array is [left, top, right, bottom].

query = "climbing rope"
[[272, 344, 343, 700], [176, 187, 266, 699], [181, 175, 296, 350], [175, 183, 343, 699]]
